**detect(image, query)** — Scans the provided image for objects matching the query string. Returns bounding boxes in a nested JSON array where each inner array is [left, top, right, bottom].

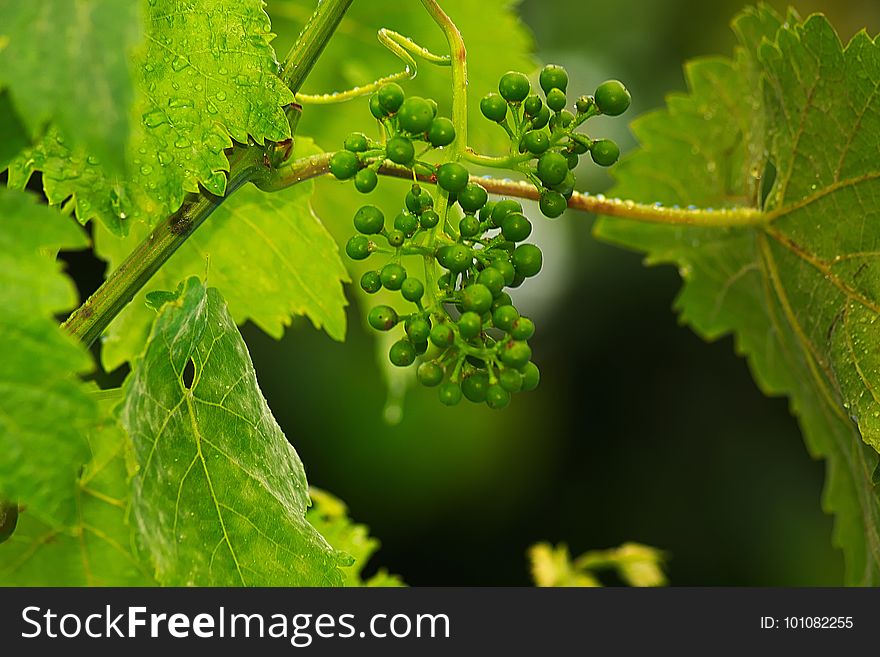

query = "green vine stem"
[[61, 0, 355, 347]]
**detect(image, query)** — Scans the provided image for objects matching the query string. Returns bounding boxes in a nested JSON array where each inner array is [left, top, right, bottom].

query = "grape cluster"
[[329, 66, 630, 408], [480, 65, 631, 218]]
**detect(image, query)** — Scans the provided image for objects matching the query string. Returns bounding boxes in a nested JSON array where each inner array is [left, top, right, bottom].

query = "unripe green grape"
[[461, 372, 490, 403], [369, 93, 388, 119], [500, 340, 532, 368], [387, 229, 405, 248], [405, 316, 431, 343], [539, 190, 567, 218], [485, 384, 511, 409], [389, 339, 416, 367], [438, 272, 452, 288], [521, 361, 540, 391], [545, 88, 567, 113], [511, 316, 535, 340], [536, 152, 568, 186], [522, 130, 549, 155], [400, 277, 424, 302], [360, 270, 382, 294], [575, 95, 594, 115], [386, 136, 415, 165], [570, 133, 591, 154], [420, 209, 439, 229], [427, 98, 439, 116], [553, 171, 576, 199], [405, 185, 424, 214], [438, 243, 473, 272], [531, 105, 551, 130], [438, 381, 462, 406], [394, 211, 419, 236], [459, 215, 481, 238], [377, 82, 405, 113], [417, 362, 444, 387], [353, 205, 385, 234], [499, 71, 530, 103], [380, 263, 407, 290], [499, 368, 523, 392], [346, 235, 371, 260], [477, 267, 505, 297], [490, 199, 523, 227], [368, 305, 398, 331], [539, 64, 569, 94], [492, 304, 519, 331], [437, 162, 470, 193], [594, 79, 631, 116], [591, 139, 620, 166], [457, 183, 489, 213], [523, 94, 543, 117], [397, 96, 434, 133], [480, 93, 508, 122], [430, 323, 454, 348], [458, 311, 482, 339], [329, 150, 359, 180], [513, 243, 543, 277], [427, 117, 456, 147], [559, 109, 575, 127], [501, 213, 532, 242], [492, 291, 513, 310], [509, 271, 526, 289], [462, 284, 493, 314], [413, 340, 429, 356], [565, 152, 579, 170], [354, 168, 378, 193], [490, 260, 516, 286], [344, 132, 370, 152]]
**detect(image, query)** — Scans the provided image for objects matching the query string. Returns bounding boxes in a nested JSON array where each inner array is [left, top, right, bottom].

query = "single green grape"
[[553, 171, 576, 198], [461, 372, 490, 403], [477, 268, 505, 297], [485, 384, 511, 410], [405, 316, 431, 343], [387, 229, 406, 248], [370, 93, 389, 119], [545, 88, 567, 113], [437, 162, 470, 193], [380, 263, 407, 290], [575, 96, 594, 115], [500, 340, 532, 369], [397, 96, 434, 133], [354, 168, 378, 194], [360, 270, 382, 294], [511, 316, 535, 341], [400, 277, 424, 302], [591, 139, 620, 166], [459, 215, 481, 238], [345, 235, 371, 260], [420, 209, 440, 229], [377, 82, 405, 113], [539, 190, 567, 218], [531, 105, 551, 130], [368, 305, 398, 331], [430, 323, 455, 347], [523, 94, 543, 117], [522, 130, 549, 155], [329, 150, 359, 180], [458, 311, 482, 339], [536, 152, 568, 186], [438, 381, 462, 406], [521, 362, 540, 391], [462, 284, 494, 315], [417, 362, 444, 387], [492, 304, 519, 331], [501, 213, 532, 242], [540, 64, 569, 94], [569, 133, 591, 154], [492, 291, 513, 311], [499, 71, 530, 103], [353, 205, 385, 234], [490, 199, 523, 227], [427, 117, 456, 147], [389, 339, 416, 367], [457, 183, 489, 213], [480, 93, 508, 122], [499, 368, 523, 393], [490, 260, 516, 286], [438, 243, 472, 272], [513, 244, 543, 277], [405, 185, 423, 214], [394, 211, 419, 236], [344, 132, 369, 152], [594, 79, 631, 116], [386, 136, 415, 165]]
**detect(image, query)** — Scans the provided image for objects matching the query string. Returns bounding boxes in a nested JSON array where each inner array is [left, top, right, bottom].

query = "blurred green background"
[[71, 0, 877, 585]]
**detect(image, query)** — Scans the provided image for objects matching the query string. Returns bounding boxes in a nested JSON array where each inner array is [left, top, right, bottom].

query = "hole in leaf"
[[182, 358, 196, 389]]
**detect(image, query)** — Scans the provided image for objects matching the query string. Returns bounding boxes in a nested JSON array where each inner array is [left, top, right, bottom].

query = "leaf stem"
[[61, 0, 355, 347]]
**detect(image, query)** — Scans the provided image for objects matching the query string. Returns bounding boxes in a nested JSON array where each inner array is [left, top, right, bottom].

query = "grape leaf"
[[0, 391, 155, 586], [594, 7, 880, 584], [95, 138, 348, 371], [0, 188, 96, 528], [0, 0, 141, 171], [306, 488, 404, 586], [119, 277, 346, 585], [9, 0, 294, 235]]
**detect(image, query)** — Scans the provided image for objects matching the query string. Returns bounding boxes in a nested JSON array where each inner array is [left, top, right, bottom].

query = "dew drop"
[[174, 136, 191, 148], [140, 164, 153, 175], [142, 109, 167, 128], [168, 97, 193, 109], [171, 54, 190, 72], [216, 90, 227, 101]]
